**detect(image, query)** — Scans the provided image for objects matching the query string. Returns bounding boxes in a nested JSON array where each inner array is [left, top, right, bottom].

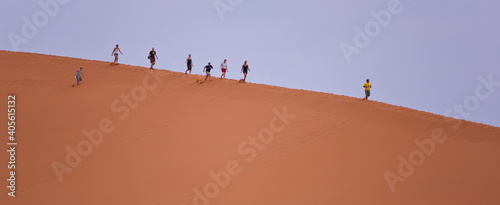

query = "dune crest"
[[1, 51, 499, 205]]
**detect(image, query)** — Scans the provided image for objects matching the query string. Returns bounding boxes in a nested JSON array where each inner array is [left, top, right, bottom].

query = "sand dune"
[[1, 51, 499, 205]]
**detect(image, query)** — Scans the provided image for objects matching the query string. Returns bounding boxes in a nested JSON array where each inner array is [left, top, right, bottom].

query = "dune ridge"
[[1, 51, 499, 205]]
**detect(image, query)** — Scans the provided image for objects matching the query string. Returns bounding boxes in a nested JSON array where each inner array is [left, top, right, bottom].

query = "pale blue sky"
[[1, 0, 499, 127]]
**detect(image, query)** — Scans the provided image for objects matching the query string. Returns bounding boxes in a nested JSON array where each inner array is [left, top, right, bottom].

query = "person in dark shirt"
[[185, 54, 193, 74], [241, 61, 250, 82], [203, 62, 213, 81], [148, 47, 158, 69]]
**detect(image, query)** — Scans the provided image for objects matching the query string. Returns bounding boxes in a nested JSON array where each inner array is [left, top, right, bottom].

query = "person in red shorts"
[[220, 59, 228, 79]]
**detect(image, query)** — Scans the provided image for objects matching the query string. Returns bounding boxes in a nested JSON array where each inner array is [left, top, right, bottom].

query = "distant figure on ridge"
[[185, 54, 193, 74], [148, 47, 158, 69], [74, 67, 84, 86], [363, 79, 372, 100], [111, 44, 123, 65], [241, 61, 250, 82], [203, 62, 213, 81], [220, 59, 228, 78]]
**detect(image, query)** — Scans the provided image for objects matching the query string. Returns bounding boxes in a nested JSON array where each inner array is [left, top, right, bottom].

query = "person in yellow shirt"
[[363, 79, 372, 100]]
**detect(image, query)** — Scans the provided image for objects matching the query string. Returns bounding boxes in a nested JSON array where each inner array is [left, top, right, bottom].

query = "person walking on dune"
[[204, 62, 213, 81], [363, 79, 372, 100], [241, 61, 250, 82], [74, 66, 84, 86], [111, 44, 123, 65], [185, 54, 193, 74], [148, 47, 158, 69], [220, 59, 228, 78]]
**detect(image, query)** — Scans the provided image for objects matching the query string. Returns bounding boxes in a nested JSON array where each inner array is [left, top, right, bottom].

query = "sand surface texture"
[[1, 51, 499, 205]]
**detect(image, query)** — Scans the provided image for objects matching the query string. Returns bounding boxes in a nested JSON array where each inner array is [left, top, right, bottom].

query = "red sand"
[[1, 51, 499, 205]]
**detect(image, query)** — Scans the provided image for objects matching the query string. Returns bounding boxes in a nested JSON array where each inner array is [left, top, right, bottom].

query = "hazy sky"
[[1, 0, 499, 127]]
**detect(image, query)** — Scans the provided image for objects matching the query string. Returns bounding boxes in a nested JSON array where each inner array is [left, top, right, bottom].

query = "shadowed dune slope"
[[1, 51, 499, 205]]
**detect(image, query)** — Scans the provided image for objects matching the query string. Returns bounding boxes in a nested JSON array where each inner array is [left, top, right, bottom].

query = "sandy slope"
[[1, 51, 499, 205]]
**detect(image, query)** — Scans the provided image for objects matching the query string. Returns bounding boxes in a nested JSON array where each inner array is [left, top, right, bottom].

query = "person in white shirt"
[[220, 59, 228, 78], [111, 44, 123, 65]]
